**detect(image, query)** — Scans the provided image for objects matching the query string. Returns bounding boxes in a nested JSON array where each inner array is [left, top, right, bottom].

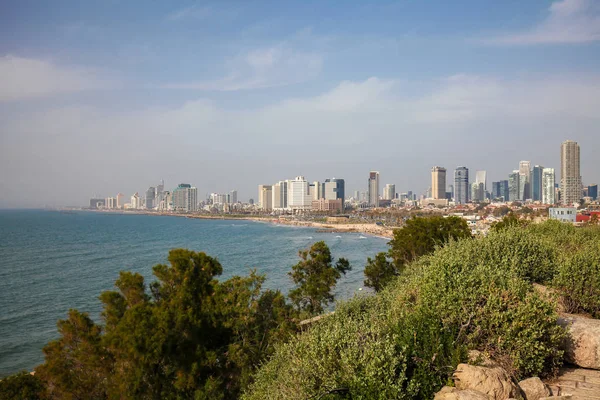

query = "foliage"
[[490, 212, 529, 232], [364, 216, 471, 291], [0, 371, 48, 400], [35, 309, 111, 400], [492, 206, 511, 217], [288, 241, 351, 317], [246, 228, 567, 399], [363, 252, 396, 292], [34, 248, 299, 399], [553, 241, 600, 317], [244, 297, 466, 400]]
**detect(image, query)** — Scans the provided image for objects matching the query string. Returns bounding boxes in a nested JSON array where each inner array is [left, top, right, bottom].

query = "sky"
[[0, 0, 599, 207]]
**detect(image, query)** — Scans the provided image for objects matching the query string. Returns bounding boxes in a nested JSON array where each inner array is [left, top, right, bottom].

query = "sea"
[[0, 210, 388, 377]]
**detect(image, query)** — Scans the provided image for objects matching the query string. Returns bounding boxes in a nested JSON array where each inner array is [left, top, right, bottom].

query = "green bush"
[[244, 296, 466, 400], [0, 371, 48, 400], [554, 241, 600, 318], [245, 230, 566, 399]]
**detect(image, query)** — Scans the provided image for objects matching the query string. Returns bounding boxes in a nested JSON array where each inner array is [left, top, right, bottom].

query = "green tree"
[[35, 249, 299, 399], [36, 309, 111, 400], [288, 241, 351, 316], [490, 212, 528, 232], [0, 371, 48, 400], [493, 206, 511, 217], [363, 252, 395, 292], [364, 216, 471, 291]]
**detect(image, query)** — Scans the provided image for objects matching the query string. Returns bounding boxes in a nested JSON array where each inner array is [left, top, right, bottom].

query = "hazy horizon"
[[1, 0, 599, 208]]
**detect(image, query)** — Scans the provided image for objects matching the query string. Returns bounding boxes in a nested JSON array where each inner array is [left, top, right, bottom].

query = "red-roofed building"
[[576, 211, 600, 223]]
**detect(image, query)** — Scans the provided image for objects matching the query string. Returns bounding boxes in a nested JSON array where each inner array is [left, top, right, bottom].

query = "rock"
[[558, 313, 600, 369], [518, 377, 551, 400], [434, 386, 491, 400], [453, 364, 521, 400]]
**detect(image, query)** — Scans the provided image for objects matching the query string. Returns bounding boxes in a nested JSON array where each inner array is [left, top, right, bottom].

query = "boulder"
[[518, 377, 551, 400], [558, 313, 600, 369], [453, 364, 521, 400], [434, 386, 491, 400]]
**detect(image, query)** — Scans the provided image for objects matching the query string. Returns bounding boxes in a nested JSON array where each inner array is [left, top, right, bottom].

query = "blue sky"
[[1, 0, 599, 207]]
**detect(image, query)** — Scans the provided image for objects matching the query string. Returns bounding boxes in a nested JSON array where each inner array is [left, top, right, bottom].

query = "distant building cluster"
[[257, 176, 345, 213], [423, 140, 591, 207], [89, 140, 596, 215]]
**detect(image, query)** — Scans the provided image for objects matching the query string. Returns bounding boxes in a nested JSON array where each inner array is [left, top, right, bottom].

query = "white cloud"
[[161, 45, 323, 91], [487, 0, 600, 45], [0, 55, 108, 101]]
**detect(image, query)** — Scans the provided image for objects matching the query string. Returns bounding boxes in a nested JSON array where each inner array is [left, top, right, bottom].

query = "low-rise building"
[[312, 198, 343, 213], [549, 207, 577, 223]]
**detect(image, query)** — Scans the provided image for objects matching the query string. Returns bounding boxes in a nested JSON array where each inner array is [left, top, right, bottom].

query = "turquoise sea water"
[[0, 210, 388, 377]]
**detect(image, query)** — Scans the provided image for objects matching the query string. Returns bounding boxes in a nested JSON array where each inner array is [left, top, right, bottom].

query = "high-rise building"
[[288, 176, 312, 211], [431, 166, 446, 200], [508, 171, 520, 202], [172, 184, 197, 212], [353, 190, 360, 200], [531, 165, 543, 201], [89, 198, 105, 209], [588, 184, 598, 200], [116, 193, 125, 209], [258, 185, 272, 211], [561, 140, 582, 205], [519, 161, 531, 200], [368, 171, 380, 207], [475, 171, 487, 192], [471, 182, 484, 202], [542, 168, 556, 205], [491, 180, 509, 201], [383, 184, 396, 200], [105, 197, 117, 209], [130, 192, 141, 209], [322, 178, 345, 202], [310, 181, 322, 200], [230, 190, 238, 204], [454, 167, 469, 204], [145, 187, 156, 210], [272, 181, 288, 211]]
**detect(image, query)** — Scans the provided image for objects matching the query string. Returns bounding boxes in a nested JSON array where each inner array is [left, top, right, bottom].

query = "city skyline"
[[88, 138, 593, 210], [1, 0, 600, 208]]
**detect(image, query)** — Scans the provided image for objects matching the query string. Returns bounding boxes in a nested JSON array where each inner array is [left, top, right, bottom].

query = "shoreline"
[[69, 209, 396, 239]]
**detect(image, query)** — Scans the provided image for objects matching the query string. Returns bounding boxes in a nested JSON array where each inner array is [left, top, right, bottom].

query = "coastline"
[[71, 209, 396, 239]]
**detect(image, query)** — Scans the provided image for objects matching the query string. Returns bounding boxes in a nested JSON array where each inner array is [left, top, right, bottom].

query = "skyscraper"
[[454, 167, 469, 204], [531, 165, 543, 201], [383, 184, 396, 200], [588, 184, 598, 200], [475, 171, 487, 192], [145, 187, 156, 209], [288, 176, 312, 211], [368, 171, 380, 207], [172, 184, 197, 212], [471, 182, 484, 202], [116, 193, 124, 209], [519, 161, 531, 200], [561, 140, 582, 205], [258, 185, 272, 211], [508, 171, 520, 202], [542, 168, 556, 205], [431, 166, 446, 200], [323, 178, 345, 202], [230, 190, 238, 204]]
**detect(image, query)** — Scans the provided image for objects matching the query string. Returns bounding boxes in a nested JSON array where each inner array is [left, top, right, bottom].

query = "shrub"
[[244, 296, 466, 400], [553, 241, 600, 317], [245, 231, 566, 399]]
